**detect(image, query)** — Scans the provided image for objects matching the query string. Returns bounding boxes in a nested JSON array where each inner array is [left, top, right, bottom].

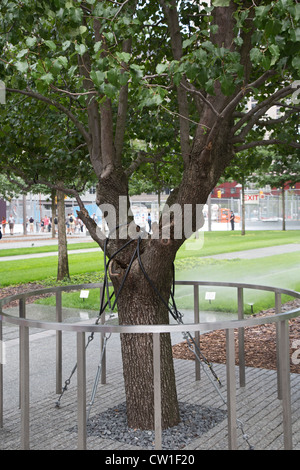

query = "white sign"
[[244, 193, 260, 204], [80, 290, 90, 299], [205, 292, 216, 301]]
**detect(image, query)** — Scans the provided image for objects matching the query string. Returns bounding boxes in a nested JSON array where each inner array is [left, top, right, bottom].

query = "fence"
[[0, 281, 300, 450]]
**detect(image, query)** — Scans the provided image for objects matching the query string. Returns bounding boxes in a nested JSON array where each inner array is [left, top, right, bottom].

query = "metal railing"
[[1, 281, 300, 451]]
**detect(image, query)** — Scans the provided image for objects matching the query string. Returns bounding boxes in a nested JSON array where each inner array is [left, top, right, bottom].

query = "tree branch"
[[231, 81, 294, 135], [220, 70, 277, 120], [6, 87, 91, 145], [235, 139, 300, 152], [159, 0, 191, 165]]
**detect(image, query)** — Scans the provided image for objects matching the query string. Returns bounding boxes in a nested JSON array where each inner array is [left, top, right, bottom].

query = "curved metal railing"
[[0, 281, 300, 450]]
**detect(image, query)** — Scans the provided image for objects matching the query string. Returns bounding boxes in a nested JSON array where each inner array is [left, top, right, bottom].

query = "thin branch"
[[125, 149, 167, 176], [220, 70, 277, 120], [159, 103, 210, 128], [180, 80, 221, 117], [232, 82, 294, 134], [235, 139, 300, 152], [6, 87, 91, 145]]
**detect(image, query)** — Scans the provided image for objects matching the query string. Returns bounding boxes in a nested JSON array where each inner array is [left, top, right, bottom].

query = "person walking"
[[8, 214, 15, 235], [147, 212, 152, 232], [2, 216, 6, 235], [29, 216, 34, 233], [230, 211, 235, 230]]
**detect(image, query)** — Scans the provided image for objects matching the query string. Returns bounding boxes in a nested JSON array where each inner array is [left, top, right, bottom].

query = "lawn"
[[0, 250, 104, 287], [177, 229, 300, 258], [0, 241, 98, 257], [174, 252, 300, 314], [0, 230, 299, 315]]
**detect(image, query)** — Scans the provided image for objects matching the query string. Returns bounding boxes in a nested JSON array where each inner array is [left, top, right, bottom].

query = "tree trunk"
[[282, 185, 286, 231], [57, 188, 70, 281], [241, 181, 246, 236], [110, 239, 180, 430], [51, 189, 57, 239]]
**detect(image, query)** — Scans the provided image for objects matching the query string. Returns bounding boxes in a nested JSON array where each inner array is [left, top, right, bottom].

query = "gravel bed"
[[84, 401, 227, 450]]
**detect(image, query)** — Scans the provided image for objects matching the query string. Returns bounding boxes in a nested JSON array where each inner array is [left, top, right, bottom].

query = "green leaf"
[[115, 52, 131, 63], [90, 70, 105, 87], [212, 0, 230, 6], [103, 83, 117, 99], [62, 40, 72, 51], [156, 63, 168, 74], [220, 75, 235, 95], [269, 44, 280, 66], [15, 61, 29, 73], [205, 78, 215, 95], [290, 27, 300, 42], [75, 43, 87, 56], [57, 56, 68, 69], [70, 7, 82, 24], [292, 56, 300, 74], [79, 26, 87, 35], [119, 72, 130, 86], [40, 72, 54, 85], [26, 37, 37, 48], [182, 34, 197, 49], [16, 49, 28, 59], [107, 68, 119, 87], [250, 47, 262, 65], [44, 40, 56, 51]]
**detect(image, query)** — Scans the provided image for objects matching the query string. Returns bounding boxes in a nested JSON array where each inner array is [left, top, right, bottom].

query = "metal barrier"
[[0, 281, 300, 450]]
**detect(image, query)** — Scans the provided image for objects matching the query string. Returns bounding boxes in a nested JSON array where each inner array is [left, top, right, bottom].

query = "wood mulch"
[[0, 283, 53, 308], [172, 299, 300, 374]]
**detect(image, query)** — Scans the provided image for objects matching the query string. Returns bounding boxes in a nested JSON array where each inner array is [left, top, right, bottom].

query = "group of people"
[[0, 213, 86, 237], [66, 213, 84, 234]]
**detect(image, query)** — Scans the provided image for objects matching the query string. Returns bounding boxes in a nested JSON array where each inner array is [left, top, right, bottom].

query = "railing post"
[[77, 331, 87, 450], [194, 284, 200, 381], [226, 328, 237, 450], [278, 319, 293, 450], [275, 292, 282, 399], [20, 322, 30, 450], [56, 290, 62, 394], [153, 333, 162, 450], [100, 287, 106, 385], [237, 287, 245, 387], [19, 297, 26, 409]]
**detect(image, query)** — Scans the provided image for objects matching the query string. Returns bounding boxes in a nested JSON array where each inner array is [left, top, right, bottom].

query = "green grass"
[[178, 230, 300, 259], [174, 252, 300, 314], [1, 230, 299, 315], [0, 241, 98, 257], [0, 250, 104, 287]]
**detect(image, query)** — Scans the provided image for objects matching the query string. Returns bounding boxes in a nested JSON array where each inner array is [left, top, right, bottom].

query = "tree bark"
[[282, 185, 286, 231], [57, 188, 70, 281], [51, 189, 57, 239], [109, 237, 180, 430]]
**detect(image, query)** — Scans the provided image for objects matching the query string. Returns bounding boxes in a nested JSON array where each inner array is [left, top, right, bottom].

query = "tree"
[[0, 0, 299, 430], [223, 149, 272, 234], [0, 95, 95, 279], [255, 147, 300, 230]]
